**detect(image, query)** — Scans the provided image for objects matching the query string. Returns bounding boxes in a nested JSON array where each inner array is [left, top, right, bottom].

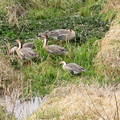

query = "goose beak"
[[59, 63, 61, 66], [37, 34, 41, 37], [37, 35, 41, 37]]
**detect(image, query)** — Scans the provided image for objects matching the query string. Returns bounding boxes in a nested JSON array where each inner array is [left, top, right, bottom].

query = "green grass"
[[0, 105, 15, 120], [20, 36, 100, 96], [0, 15, 109, 46], [0, 0, 110, 96]]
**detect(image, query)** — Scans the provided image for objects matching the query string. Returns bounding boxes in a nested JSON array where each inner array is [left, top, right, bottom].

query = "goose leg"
[[27, 60, 32, 66], [46, 54, 50, 61], [70, 71, 74, 77], [22, 62, 25, 66], [60, 41, 65, 44], [65, 52, 71, 58]]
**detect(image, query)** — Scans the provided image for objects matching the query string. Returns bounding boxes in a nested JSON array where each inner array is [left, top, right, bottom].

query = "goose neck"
[[62, 61, 66, 66], [18, 42, 23, 49], [62, 61, 67, 69], [43, 38, 48, 47]]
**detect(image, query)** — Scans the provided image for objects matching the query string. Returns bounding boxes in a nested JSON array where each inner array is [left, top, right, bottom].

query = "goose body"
[[16, 47, 38, 61], [15, 39, 38, 62], [23, 42, 35, 49], [38, 33, 68, 55], [45, 44, 68, 55], [9, 42, 35, 54], [59, 61, 86, 75], [38, 29, 75, 41]]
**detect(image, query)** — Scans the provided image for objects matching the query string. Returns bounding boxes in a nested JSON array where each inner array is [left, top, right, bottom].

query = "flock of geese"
[[8, 29, 86, 76]]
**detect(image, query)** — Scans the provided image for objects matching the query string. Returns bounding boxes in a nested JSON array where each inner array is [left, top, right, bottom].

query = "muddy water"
[[0, 94, 47, 120]]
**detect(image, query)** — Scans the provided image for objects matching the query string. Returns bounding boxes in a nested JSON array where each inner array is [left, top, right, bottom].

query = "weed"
[[0, 0, 110, 104]]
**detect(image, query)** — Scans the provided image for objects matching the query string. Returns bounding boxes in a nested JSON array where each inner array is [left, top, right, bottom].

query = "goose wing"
[[50, 29, 69, 39], [23, 42, 35, 49], [66, 63, 85, 72], [51, 29, 69, 34], [19, 48, 38, 60], [58, 34, 68, 41], [47, 45, 68, 55]]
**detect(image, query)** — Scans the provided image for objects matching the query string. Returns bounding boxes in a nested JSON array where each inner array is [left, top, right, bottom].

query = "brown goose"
[[38, 33, 68, 55], [15, 39, 39, 65], [8, 41, 35, 54], [59, 61, 86, 75], [38, 29, 75, 42], [22, 42, 35, 49]]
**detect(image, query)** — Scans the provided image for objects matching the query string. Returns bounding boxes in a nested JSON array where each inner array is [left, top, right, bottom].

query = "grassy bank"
[[27, 82, 120, 120], [0, 0, 110, 97], [2, 0, 120, 119]]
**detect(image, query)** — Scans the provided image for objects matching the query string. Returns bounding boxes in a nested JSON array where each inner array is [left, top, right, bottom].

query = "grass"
[[2, 0, 120, 119], [95, 24, 120, 80], [27, 82, 120, 120], [0, 105, 13, 120], [2, 0, 119, 119], [0, 15, 109, 45], [0, 0, 110, 97], [17, 36, 102, 96], [3, 0, 120, 119]]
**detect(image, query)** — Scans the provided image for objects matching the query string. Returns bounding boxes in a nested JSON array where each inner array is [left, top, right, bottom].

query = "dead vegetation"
[[94, 0, 120, 78], [6, 4, 27, 28], [102, 0, 120, 12], [102, 0, 120, 24], [1, 0, 120, 119], [27, 80, 120, 120], [0, 52, 23, 95], [2, 0, 42, 27], [95, 25, 120, 78], [0, 55, 33, 119]]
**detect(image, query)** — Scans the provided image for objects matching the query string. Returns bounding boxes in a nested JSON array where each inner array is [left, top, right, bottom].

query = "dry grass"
[[6, 4, 27, 28], [0, 54, 22, 95], [102, 0, 120, 14], [95, 25, 120, 78], [102, 0, 120, 24], [27, 79, 120, 120], [0, 55, 33, 119], [94, 0, 120, 78], [1, 0, 42, 27]]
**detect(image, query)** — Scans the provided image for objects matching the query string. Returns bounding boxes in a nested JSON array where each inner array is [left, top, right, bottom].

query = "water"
[[0, 93, 47, 120]]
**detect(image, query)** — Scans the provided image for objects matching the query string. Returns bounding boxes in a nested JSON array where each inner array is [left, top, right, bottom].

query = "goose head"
[[37, 33, 49, 39], [37, 31, 51, 38], [69, 29, 75, 35], [59, 61, 67, 66], [16, 39, 22, 43], [37, 32, 44, 37], [16, 39, 23, 49], [38, 33, 49, 47]]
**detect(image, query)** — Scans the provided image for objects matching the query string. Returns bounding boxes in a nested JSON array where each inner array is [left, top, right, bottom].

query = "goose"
[[38, 29, 75, 42], [15, 39, 39, 65], [38, 33, 68, 55], [8, 41, 35, 54], [22, 42, 35, 49], [59, 61, 86, 75]]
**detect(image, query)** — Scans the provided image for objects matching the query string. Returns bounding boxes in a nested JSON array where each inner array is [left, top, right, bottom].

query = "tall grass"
[[0, 0, 110, 96], [1, 0, 117, 119], [20, 36, 100, 96], [0, 0, 107, 25], [27, 82, 120, 120]]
